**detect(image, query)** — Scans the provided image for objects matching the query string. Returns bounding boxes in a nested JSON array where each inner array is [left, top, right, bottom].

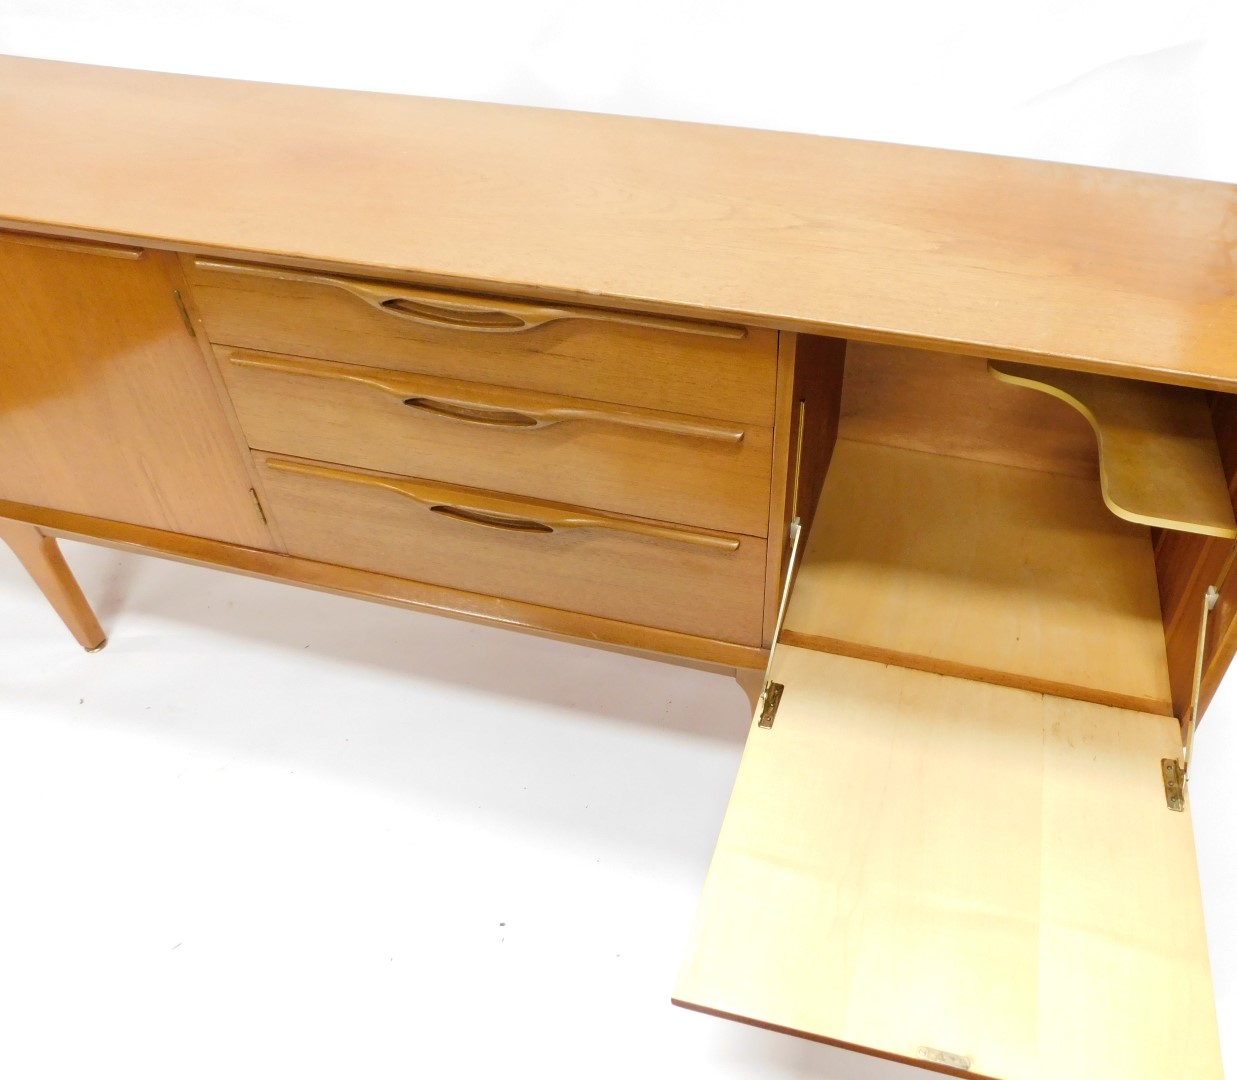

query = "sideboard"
[[1, 55, 1233, 1079]]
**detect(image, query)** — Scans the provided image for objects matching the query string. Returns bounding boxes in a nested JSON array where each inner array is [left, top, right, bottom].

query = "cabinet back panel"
[[839, 342, 1099, 479], [783, 439, 1172, 714]]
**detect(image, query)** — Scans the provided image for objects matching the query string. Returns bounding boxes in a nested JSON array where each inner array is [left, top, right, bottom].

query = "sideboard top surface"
[[3, 55, 1235, 387]]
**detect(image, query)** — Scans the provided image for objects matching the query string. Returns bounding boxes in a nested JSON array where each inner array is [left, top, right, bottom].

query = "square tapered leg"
[[0, 520, 106, 652]]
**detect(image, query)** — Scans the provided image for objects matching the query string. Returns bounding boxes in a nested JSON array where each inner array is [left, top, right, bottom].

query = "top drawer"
[[184, 257, 778, 425]]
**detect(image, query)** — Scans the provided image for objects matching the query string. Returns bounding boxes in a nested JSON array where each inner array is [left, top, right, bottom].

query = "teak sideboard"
[[1, 56, 1233, 1079]]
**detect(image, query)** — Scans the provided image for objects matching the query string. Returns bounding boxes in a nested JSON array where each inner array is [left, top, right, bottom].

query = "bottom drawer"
[[257, 455, 766, 645]]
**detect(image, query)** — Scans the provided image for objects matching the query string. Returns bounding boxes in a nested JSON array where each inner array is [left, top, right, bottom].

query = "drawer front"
[[185, 257, 778, 426], [256, 455, 766, 645], [222, 348, 772, 537]]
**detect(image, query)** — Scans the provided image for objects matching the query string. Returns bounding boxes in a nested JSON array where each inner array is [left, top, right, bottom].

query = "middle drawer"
[[219, 348, 773, 537]]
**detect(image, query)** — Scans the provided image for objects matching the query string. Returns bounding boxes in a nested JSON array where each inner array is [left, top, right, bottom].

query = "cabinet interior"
[[672, 340, 1231, 1075], [788, 339, 1237, 723]]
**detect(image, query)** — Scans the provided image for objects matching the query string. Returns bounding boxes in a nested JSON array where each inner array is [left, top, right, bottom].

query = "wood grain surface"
[[185, 256, 778, 425], [0, 233, 272, 547], [839, 343, 1100, 479], [989, 361, 1236, 538], [782, 440, 1173, 714], [675, 648, 1222, 1080], [257, 455, 767, 645], [762, 334, 845, 644], [2, 57, 1234, 387], [1155, 393, 1237, 722], [0, 497, 767, 671], [0, 519, 106, 651], [219, 347, 772, 536]]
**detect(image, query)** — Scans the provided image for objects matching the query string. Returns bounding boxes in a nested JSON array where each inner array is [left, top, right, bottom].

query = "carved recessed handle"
[[229, 351, 746, 443], [196, 258, 747, 339], [377, 295, 534, 331], [403, 397, 540, 429], [264, 458, 742, 552], [428, 504, 554, 533]]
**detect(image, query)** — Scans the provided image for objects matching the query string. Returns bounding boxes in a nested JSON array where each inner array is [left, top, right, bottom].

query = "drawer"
[[185, 257, 777, 426], [221, 348, 772, 537], [256, 455, 766, 645]]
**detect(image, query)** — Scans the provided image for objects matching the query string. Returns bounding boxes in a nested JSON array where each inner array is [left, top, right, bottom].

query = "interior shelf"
[[781, 438, 1174, 715], [988, 360, 1236, 538]]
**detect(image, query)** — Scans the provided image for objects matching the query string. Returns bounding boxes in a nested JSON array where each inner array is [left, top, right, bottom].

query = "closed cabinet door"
[[0, 232, 271, 548]]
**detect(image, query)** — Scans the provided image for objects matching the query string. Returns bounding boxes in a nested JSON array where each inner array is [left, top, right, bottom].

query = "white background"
[[1, 4, 1234, 1078]]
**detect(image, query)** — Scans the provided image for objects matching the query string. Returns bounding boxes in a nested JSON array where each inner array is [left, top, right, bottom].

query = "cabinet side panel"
[[0, 236, 272, 548], [762, 334, 845, 645], [1171, 393, 1237, 723]]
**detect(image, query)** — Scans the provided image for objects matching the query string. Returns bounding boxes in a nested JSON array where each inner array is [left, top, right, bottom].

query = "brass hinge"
[[172, 289, 196, 337], [1162, 759, 1185, 812], [758, 682, 784, 728], [1164, 584, 1220, 812], [249, 487, 268, 525]]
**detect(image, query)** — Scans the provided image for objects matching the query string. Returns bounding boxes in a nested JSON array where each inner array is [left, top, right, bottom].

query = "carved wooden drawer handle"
[[402, 397, 542, 429], [265, 458, 742, 552], [196, 258, 747, 340], [427, 505, 554, 533], [229, 351, 746, 443]]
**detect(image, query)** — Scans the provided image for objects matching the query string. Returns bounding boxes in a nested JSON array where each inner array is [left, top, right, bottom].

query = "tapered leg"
[[0, 520, 107, 652], [734, 667, 765, 717]]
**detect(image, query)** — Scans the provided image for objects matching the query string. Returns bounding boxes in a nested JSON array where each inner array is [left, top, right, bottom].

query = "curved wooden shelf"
[[988, 360, 1237, 538]]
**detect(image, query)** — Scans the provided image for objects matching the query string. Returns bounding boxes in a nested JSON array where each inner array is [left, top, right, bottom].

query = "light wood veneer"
[[1, 55, 1232, 1080], [219, 347, 773, 537], [3, 56, 1235, 389], [0, 234, 272, 547], [0, 519, 106, 652], [782, 439, 1174, 716], [186, 257, 779, 426], [675, 649, 1220, 1080], [257, 455, 767, 645]]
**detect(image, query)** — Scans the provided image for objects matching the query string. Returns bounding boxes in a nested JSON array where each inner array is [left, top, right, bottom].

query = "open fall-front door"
[[673, 647, 1222, 1079]]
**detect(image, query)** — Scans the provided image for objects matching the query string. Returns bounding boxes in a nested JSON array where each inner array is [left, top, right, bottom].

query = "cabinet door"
[[0, 232, 270, 548], [674, 647, 1222, 1079]]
